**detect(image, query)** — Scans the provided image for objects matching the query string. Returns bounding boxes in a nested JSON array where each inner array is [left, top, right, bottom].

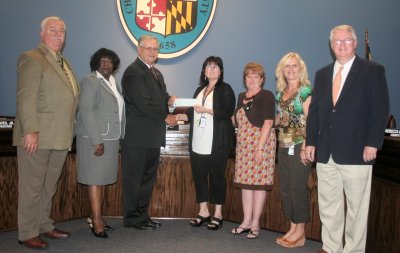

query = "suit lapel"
[[39, 44, 77, 96], [137, 58, 164, 89], [335, 56, 361, 106], [322, 65, 334, 107], [95, 74, 118, 99]]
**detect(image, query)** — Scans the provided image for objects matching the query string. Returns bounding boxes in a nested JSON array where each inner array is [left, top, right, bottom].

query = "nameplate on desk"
[[0, 119, 14, 130], [174, 98, 196, 107], [385, 128, 400, 137]]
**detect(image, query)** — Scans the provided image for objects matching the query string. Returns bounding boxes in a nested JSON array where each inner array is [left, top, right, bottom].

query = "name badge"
[[288, 145, 294, 156], [199, 115, 207, 128]]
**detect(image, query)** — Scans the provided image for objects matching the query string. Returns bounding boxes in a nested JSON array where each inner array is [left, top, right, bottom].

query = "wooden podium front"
[[2, 119, 399, 252]]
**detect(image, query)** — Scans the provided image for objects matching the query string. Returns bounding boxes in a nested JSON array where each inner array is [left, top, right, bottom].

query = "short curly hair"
[[90, 48, 120, 73]]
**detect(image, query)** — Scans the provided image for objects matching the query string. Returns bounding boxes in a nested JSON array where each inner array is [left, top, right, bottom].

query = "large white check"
[[174, 98, 197, 107]]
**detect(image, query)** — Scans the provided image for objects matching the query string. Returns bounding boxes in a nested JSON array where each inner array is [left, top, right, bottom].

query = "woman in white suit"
[[75, 48, 125, 238]]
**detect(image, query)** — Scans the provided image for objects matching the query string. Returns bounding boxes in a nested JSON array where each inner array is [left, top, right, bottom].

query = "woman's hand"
[[94, 143, 104, 156], [194, 104, 211, 114], [254, 149, 263, 165], [300, 149, 308, 165]]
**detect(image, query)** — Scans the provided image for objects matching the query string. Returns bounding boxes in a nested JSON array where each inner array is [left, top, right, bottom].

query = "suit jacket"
[[74, 74, 125, 144], [188, 81, 236, 153], [121, 58, 169, 148], [13, 43, 79, 150], [306, 55, 389, 165]]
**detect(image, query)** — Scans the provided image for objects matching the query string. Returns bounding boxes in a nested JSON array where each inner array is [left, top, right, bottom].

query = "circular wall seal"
[[117, 0, 218, 59]]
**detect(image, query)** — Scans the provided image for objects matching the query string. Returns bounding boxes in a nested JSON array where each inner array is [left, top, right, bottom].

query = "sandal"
[[231, 227, 251, 235], [207, 217, 223, 230], [87, 217, 114, 231], [189, 215, 210, 227], [247, 229, 260, 239]]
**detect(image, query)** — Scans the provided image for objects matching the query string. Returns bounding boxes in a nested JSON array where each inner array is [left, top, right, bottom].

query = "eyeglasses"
[[332, 38, 354, 46], [243, 101, 253, 111], [140, 46, 159, 52]]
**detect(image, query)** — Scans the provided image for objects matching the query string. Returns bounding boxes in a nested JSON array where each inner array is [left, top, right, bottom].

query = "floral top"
[[276, 84, 312, 148]]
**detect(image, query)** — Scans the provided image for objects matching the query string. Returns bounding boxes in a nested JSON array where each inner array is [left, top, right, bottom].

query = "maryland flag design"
[[117, 0, 217, 58], [136, 0, 197, 36]]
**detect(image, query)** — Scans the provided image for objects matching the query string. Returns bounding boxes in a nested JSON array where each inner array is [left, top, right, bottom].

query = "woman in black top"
[[181, 56, 235, 230]]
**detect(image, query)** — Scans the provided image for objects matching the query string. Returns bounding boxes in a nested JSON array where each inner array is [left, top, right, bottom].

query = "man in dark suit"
[[121, 34, 176, 230], [13, 16, 79, 249], [305, 25, 389, 253]]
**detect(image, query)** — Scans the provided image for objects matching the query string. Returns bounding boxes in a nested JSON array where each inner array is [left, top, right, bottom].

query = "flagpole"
[[365, 28, 371, 60]]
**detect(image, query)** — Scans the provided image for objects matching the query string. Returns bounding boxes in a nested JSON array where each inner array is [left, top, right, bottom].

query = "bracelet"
[[256, 148, 263, 151]]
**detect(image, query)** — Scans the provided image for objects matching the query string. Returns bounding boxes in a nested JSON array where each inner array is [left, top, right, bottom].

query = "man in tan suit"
[[13, 16, 79, 249]]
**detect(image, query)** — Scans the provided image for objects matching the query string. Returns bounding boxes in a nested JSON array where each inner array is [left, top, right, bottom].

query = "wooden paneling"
[[51, 155, 90, 221], [0, 156, 18, 230], [367, 177, 400, 253], [1, 121, 399, 251]]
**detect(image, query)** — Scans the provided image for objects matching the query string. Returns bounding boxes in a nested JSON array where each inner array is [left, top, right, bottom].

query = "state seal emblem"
[[117, 0, 218, 58]]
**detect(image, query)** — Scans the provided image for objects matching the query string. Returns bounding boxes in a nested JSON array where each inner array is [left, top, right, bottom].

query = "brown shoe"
[[44, 228, 70, 239], [18, 236, 48, 249], [317, 250, 328, 253]]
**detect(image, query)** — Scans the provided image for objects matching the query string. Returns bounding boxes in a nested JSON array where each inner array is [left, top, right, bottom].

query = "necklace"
[[245, 89, 261, 100]]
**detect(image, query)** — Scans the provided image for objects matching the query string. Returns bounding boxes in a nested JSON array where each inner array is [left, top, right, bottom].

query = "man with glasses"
[[305, 25, 389, 253], [121, 34, 176, 230]]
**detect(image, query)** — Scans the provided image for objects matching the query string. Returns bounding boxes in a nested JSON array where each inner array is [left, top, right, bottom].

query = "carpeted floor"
[[0, 218, 322, 253]]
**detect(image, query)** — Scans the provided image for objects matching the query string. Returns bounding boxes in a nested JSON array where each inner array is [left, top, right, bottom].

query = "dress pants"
[[190, 150, 229, 204], [278, 143, 311, 223], [121, 146, 160, 226], [317, 157, 372, 253], [17, 147, 68, 241]]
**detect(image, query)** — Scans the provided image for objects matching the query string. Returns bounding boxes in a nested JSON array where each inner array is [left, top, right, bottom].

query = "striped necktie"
[[56, 53, 64, 69], [332, 66, 344, 105], [150, 66, 158, 80], [56, 53, 77, 97]]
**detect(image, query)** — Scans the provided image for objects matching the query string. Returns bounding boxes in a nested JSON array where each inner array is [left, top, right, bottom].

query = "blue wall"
[[1, 0, 399, 121]]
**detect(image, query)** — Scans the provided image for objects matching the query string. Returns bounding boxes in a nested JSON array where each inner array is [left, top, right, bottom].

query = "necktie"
[[56, 53, 77, 97], [56, 53, 64, 69], [150, 66, 158, 80], [332, 65, 344, 105]]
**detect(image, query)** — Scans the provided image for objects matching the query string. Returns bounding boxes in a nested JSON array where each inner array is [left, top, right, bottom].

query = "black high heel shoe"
[[189, 215, 211, 227], [88, 218, 108, 238], [231, 227, 251, 235], [90, 226, 108, 238], [87, 217, 114, 231], [207, 217, 223, 230]]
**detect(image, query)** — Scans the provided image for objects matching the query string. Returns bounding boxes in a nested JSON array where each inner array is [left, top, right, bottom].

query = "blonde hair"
[[275, 52, 310, 92]]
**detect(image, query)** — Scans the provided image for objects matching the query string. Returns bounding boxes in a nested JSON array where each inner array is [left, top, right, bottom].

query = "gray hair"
[[40, 16, 65, 31], [138, 34, 159, 47], [329, 24, 357, 42]]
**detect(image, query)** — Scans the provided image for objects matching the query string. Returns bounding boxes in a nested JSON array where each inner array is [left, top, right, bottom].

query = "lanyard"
[[202, 86, 214, 106]]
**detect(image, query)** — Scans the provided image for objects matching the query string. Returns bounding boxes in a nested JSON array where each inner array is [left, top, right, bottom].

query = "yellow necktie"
[[332, 66, 344, 105], [56, 53, 77, 97]]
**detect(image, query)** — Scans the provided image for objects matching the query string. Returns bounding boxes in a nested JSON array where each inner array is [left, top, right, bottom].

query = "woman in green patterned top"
[[275, 52, 312, 249]]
